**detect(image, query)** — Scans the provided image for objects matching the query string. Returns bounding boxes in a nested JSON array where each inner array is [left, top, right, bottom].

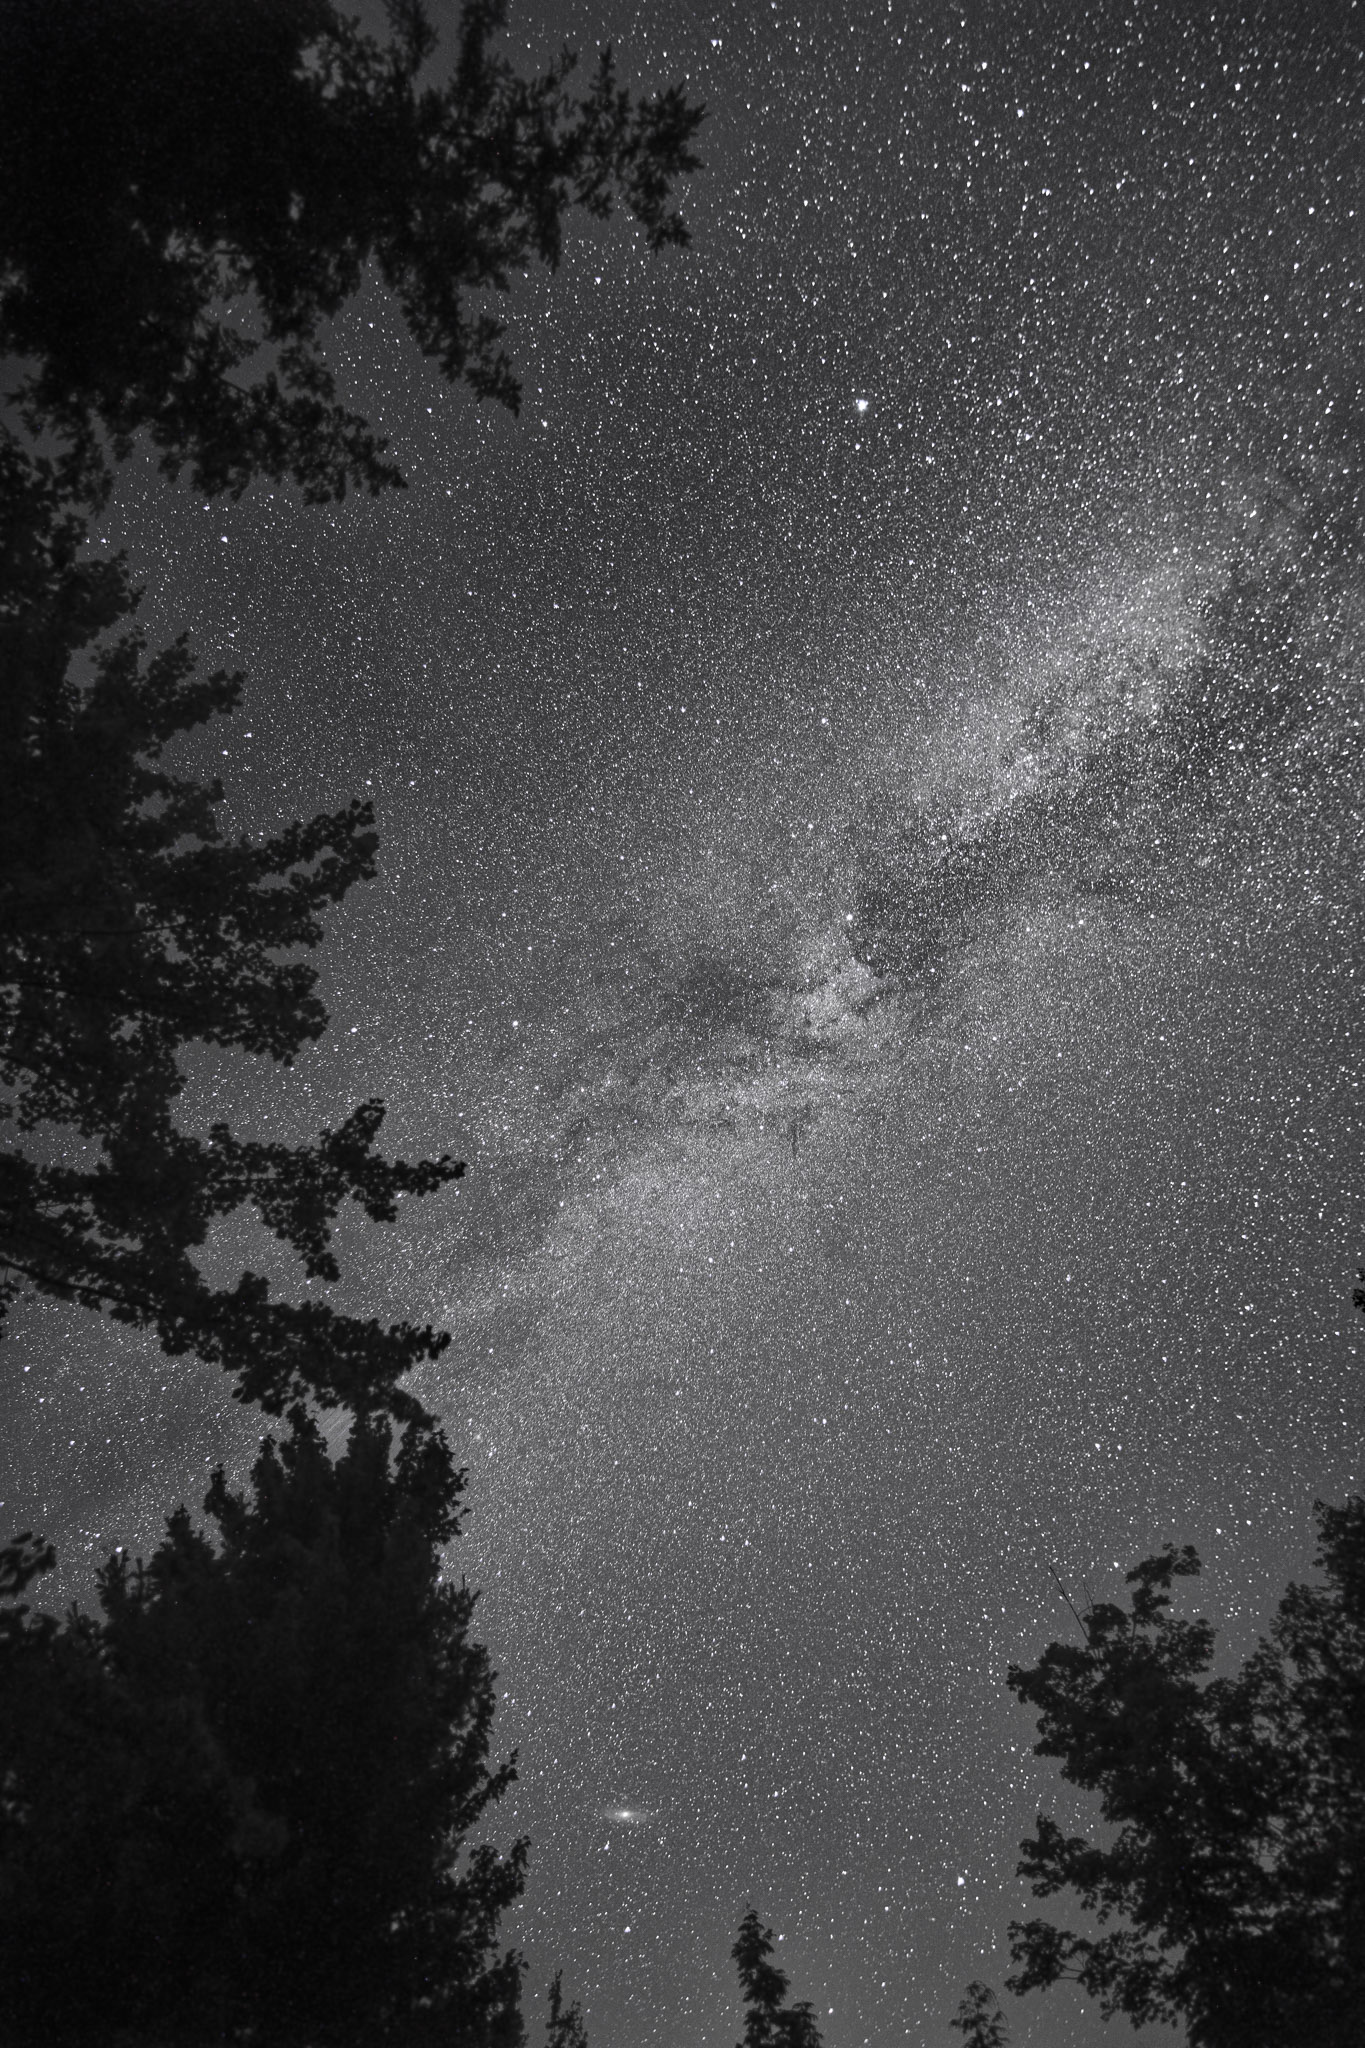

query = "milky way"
[[3, 3, 1363, 2044]]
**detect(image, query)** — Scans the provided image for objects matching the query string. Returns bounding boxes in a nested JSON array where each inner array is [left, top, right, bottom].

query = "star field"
[[3, 3, 1363, 2044]]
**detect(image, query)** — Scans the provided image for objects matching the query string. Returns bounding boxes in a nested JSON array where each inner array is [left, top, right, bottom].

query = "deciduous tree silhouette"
[[949, 1981, 1009, 2046], [0, 0, 703, 501], [0, 431, 459, 1416], [1004, 1496, 1365, 2047], [732, 1907, 824, 2048], [0, 1406, 537, 2046]]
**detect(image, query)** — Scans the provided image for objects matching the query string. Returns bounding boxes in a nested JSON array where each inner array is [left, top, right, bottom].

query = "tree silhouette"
[[0, 2, 701, 1416], [1005, 1496, 1365, 2047], [0, 1406, 535, 2046], [732, 1907, 824, 2048], [0, 431, 461, 1416], [545, 1970, 591, 2048], [0, 0, 703, 501], [949, 1981, 1009, 2047], [0, 6, 699, 2038]]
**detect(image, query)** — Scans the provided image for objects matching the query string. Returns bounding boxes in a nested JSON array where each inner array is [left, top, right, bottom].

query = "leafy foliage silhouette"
[[949, 1981, 1009, 2047], [0, 0, 703, 501], [732, 1907, 824, 2048], [1005, 1496, 1365, 2047]]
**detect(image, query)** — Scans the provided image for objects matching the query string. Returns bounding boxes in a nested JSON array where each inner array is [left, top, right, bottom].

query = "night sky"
[[4, 2, 1364, 2043]]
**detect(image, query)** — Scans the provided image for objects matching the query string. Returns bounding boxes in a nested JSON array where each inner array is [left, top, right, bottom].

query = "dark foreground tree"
[[949, 1982, 1009, 2047], [544, 1971, 591, 2048], [1004, 1496, 1365, 2047], [0, 1406, 534, 2047], [0, 0, 703, 501], [0, 430, 461, 1416], [732, 1908, 824, 2048]]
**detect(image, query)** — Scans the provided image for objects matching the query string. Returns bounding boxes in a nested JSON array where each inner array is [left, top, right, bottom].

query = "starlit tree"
[[1004, 1496, 1365, 2048], [949, 1980, 1009, 2047], [0, 432, 459, 1417], [0, 0, 703, 501], [0, 1405, 539, 2046], [732, 1907, 824, 2048]]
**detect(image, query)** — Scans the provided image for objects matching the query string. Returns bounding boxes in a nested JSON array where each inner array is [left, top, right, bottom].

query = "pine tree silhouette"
[[0, 0, 702, 502], [0, 1405, 536, 2045]]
